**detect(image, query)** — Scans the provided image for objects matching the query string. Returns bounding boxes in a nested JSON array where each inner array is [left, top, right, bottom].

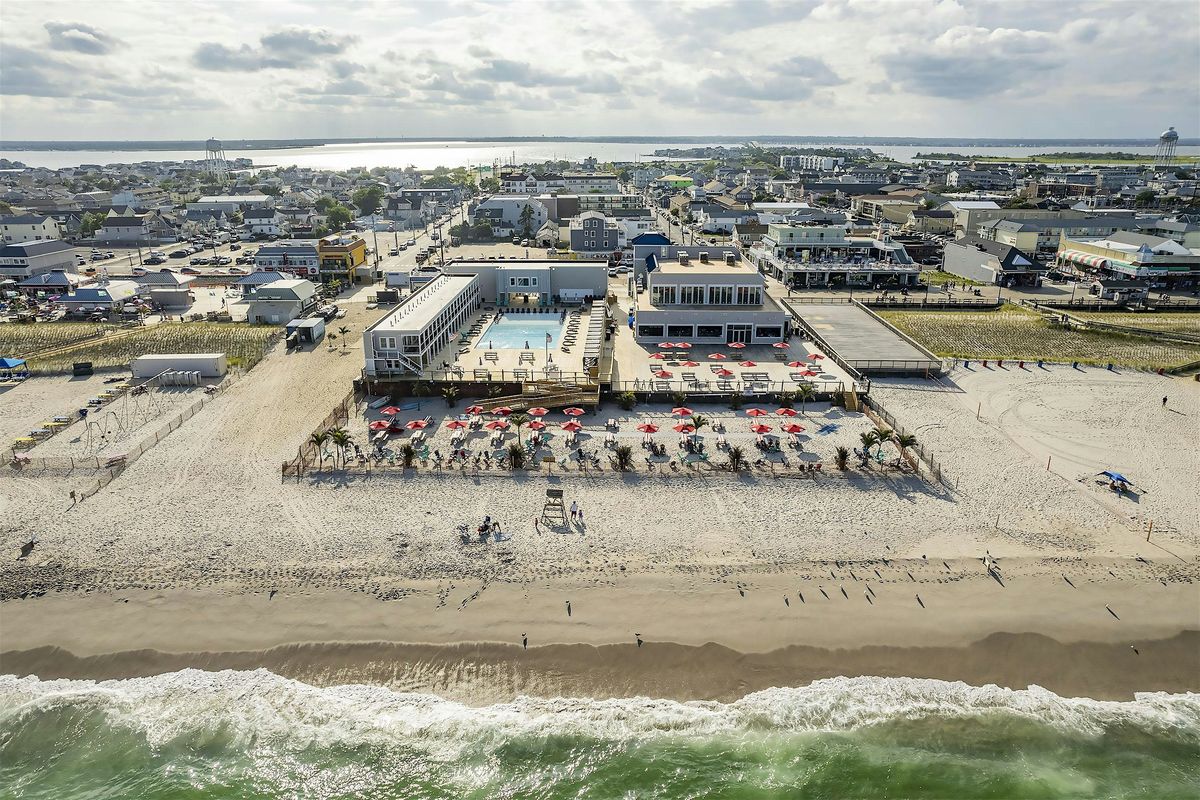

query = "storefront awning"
[[1058, 249, 1109, 269]]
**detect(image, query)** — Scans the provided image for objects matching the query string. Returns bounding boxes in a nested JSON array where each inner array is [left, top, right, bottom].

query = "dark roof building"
[[942, 235, 1046, 286]]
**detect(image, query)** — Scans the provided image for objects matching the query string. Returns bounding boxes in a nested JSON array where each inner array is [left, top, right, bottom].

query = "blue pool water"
[[480, 313, 564, 349]]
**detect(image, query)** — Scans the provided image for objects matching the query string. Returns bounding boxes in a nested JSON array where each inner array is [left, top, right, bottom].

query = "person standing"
[[570, 500, 578, 521], [1162, 396, 1168, 408]]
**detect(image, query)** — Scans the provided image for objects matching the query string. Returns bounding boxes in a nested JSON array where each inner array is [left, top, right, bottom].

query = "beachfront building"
[[633, 251, 790, 345], [1055, 232, 1200, 286], [317, 232, 368, 283], [942, 236, 1047, 286], [134, 269, 197, 307], [246, 278, 318, 324], [16, 269, 87, 296], [362, 274, 482, 376], [0, 239, 77, 279], [59, 279, 140, 313], [441, 259, 607, 306], [780, 154, 844, 171], [1, 214, 62, 243], [749, 221, 919, 288], [253, 241, 320, 280]]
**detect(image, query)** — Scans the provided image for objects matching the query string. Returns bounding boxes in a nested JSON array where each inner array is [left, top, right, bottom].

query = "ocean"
[[2, 670, 1197, 799], [1, 140, 1197, 171]]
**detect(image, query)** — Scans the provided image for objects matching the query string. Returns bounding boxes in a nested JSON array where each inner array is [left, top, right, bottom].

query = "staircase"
[[842, 391, 860, 412], [481, 380, 600, 413]]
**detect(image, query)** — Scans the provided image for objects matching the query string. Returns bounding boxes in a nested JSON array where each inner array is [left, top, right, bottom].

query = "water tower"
[[204, 137, 228, 183], [1154, 126, 1179, 170]]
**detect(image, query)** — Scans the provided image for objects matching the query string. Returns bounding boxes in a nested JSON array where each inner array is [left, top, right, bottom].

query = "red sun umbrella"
[[490, 406, 513, 416], [527, 420, 547, 430], [709, 352, 729, 360], [561, 420, 583, 432], [648, 352, 666, 360], [728, 342, 746, 349], [636, 423, 659, 433], [750, 423, 773, 434], [563, 407, 585, 417], [786, 360, 806, 368], [369, 420, 391, 431], [738, 360, 757, 367], [464, 405, 484, 414], [673, 342, 692, 349], [776, 407, 799, 417], [715, 367, 734, 377], [801, 370, 819, 377], [658, 342, 675, 349], [380, 406, 402, 416], [655, 370, 674, 378], [745, 408, 769, 417], [671, 407, 693, 416], [484, 420, 509, 430], [782, 423, 806, 434], [444, 420, 468, 430], [680, 360, 700, 367], [405, 419, 429, 430], [673, 423, 696, 433], [527, 407, 549, 417], [809, 354, 825, 360], [772, 342, 790, 349]]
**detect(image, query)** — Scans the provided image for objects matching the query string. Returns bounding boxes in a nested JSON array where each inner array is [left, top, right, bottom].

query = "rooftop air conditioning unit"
[[678, 253, 690, 265], [725, 253, 736, 265], [699, 251, 709, 263]]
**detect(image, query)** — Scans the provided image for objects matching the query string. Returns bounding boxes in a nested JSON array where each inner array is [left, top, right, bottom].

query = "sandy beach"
[[2, 336, 1198, 702]]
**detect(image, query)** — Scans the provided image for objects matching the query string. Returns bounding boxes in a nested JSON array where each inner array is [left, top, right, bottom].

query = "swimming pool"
[[480, 313, 564, 349]]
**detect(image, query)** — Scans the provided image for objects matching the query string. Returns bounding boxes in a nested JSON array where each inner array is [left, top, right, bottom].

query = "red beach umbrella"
[[648, 352, 666, 360], [484, 420, 509, 430], [715, 367, 734, 377], [786, 360, 806, 368], [776, 408, 799, 417], [636, 423, 659, 433], [444, 420, 468, 430], [490, 406, 513, 416], [709, 352, 728, 360], [745, 408, 769, 417], [772, 342, 790, 349], [673, 342, 692, 349], [527, 420, 547, 430], [655, 370, 673, 378], [658, 342, 675, 349], [673, 423, 696, 433], [801, 370, 819, 377], [738, 360, 757, 367], [561, 420, 583, 432], [369, 420, 390, 431], [680, 360, 700, 367], [750, 423, 773, 434], [809, 354, 825, 360], [464, 405, 484, 414], [405, 419, 429, 430], [380, 406, 402, 416], [671, 407, 693, 416], [782, 423, 806, 434], [527, 407, 549, 417], [728, 342, 746, 349], [563, 407, 585, 416]]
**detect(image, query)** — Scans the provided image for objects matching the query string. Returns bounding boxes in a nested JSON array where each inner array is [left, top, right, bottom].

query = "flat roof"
[[654, 258, 754, 275], [371, 274, 478, 333]]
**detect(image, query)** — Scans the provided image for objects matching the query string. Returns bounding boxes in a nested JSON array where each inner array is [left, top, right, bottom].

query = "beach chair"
[[716, 433, 728, 450]]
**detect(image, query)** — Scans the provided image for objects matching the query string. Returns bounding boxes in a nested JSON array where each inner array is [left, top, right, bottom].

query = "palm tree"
[[834, 445, 850, 471], [795, 383, 816, 416], [690, 414, 709, 435], [859, 431, 880, 464], [510, 413, 530, 443], [326, 332, 338, 351], [400, 443, 417, 469], [506, 442, 527, 469], [328, 427, 351, 468], [727, 445, 747, 472], [777, 391, 795, 409], [337, 325, 351, 350], [442, 385, 459, 406], [310, 431, 329, 472], [614, 444, 634, 471], [893, 432, 917, 462]]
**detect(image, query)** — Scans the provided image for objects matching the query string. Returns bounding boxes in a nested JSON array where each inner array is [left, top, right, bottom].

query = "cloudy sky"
[[2, 0, 1197, 141]]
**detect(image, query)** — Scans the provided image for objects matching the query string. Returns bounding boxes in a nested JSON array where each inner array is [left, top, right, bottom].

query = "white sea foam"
[[2, 671, 1197, 755]]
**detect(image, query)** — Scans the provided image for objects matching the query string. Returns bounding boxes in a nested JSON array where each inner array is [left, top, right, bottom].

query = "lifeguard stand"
[[542, 488, 566, 524]]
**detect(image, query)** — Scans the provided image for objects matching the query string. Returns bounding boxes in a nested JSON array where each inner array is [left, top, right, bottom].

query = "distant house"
[[244, 207, 285, 237], [734, 222, 768, 247], [0, 239, 77, 279], [98, 208, 174, 243], [569, 211, 621, 253], [246, 278, 318, 324], [942, 236, 1046, 286], [253, 241, 320, 279], [1, 214, 62, 243], [905, 209, 954, 234]]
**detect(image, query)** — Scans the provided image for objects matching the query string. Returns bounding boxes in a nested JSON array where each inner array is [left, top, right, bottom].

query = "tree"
[[794, 383, 816, 416], [617, 391, 636, 410], [80, 211, 105, 238], [338, 325, 351, 349], [613, 444, 634, 471], [442, 385, 459, 406], [834, 445, 850, 471], [510, 413, 530, 442], [893, 432, 917, 459], [326, 332, 337, 351], [480, 176, 500, 192], [1134, 190, 1157, 208], [726, 445, 747, 472], [352, 185, 385, 216], [400, 443, 417, 469], [260, 185, 283, 197], [328, 427, 351, 468], [506, 442, 527, 469], [859, 431, 880, 463], [309, 431, 329, 472], [690, 414, 709, 435], [471, 221, 494, 240], [518, 203, 535, 239], [315, 196, 337, 213], [326, 204, 353, 229]]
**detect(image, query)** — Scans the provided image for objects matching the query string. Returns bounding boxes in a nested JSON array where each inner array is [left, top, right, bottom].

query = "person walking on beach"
[[570, 501, 578, 521], [566, 600, 572, 617], [1162, 396, 1168, 408], [576, 504, 584, 525], [522, 633, 528, 650], [635, 633, 643, 648]]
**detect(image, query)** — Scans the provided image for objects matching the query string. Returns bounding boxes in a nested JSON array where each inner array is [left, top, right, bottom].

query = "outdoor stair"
[[843, 391, 860, 412]]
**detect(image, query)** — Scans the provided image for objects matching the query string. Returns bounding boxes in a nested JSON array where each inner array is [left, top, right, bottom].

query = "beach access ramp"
[[786, 299, 943, 376]]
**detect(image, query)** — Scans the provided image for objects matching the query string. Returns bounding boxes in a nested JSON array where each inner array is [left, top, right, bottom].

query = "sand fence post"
[[1046, 455, 1052, 471], [1147, 520, 1153, 542]]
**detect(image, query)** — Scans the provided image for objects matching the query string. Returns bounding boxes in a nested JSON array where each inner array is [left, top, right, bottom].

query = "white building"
[[472, 196, 549, 237], [0, 214, 62, 243], [0, 239, 77, 279], [363, 274, 482, 376], [246, 278, 318, 324], [779, 155, 844, 172], [189, 194, 274, 213], [244, 208, 285, 236], [749, 222, 919, 288], [253, 241, 320, 279]]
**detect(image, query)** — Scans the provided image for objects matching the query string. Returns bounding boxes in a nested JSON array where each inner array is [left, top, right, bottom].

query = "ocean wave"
[[3, 670, 1197, 751]]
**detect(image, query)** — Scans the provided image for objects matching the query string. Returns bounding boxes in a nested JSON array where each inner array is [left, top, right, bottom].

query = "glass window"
[[708, 285, 733, 304], [679, 285, 705, 304], [754, 326, 782, 339], [736, 285, 761, 305], [696, 324, 723, 338], [650, 285, 677, 305], [667, 324, 693, 338], [638, 324, 664, 338]]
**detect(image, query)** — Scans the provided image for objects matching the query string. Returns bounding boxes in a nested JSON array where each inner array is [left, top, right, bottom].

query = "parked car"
[[170, 249, 189, 258], [132, 267, 148, 277], [388, 248, 399, 256], [189, 257, 210, 266], [229, 243, 241, 251], [398, 242, 408, 250], [228, 267, 247, 275], [180, 267, 201, 275], [406, 238, 416, 246]]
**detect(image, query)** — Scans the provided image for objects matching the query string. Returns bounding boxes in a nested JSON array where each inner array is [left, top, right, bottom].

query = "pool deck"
[[426, 306, 592, 382]]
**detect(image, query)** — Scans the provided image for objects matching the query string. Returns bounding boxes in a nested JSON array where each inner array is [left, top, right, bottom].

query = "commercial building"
[[253, 241, 320, 280], [363, 274, 482, 376], [976, 216, 1138, 255], [134, 269, 197, 307], [942, 236, 1046, 286], [60, 280, 140, 313], [246, 278, 318, 324], [634, 251, 790, 345], [0, 239, 78, 279], [780, 154, 844, 171], [849, 195, 921, 224], [189, 194, 273, 213], [1, 214, 62, 243], [1056, 232, 1200, 285], [749, 222, 919, 288], [441, 259, 607, 306], [16, 269, 87, 296], [317, 232, 368, 283]]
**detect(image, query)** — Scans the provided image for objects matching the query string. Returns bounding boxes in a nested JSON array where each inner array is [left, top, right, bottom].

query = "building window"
[[637, 324, 664, 338], [667, 324, 693, 338], [696, 324, 723, 338], [754, 326, 782, 339], [735, 286, 761, 305], [679, 285, 704, 304], [650, 285, 677, 305], [708, 285, 733, 304]]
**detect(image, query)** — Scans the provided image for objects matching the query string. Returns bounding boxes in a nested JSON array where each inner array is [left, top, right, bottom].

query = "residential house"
[[1, 214, 62, 243], [942, 236, 1047, 286], [905, 209, 954, 234], [733, 222, 768, 248], [246, 278, 318, 324], [0, 239, 79, 279], [472, 196, 549, 238], [244, 207, 285, 237], [569, 211, 621, 253], [849, 195, 921, 224]]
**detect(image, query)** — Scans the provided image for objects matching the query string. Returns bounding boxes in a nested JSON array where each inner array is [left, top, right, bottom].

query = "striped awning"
[[1058, 249, 1109, 269]]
